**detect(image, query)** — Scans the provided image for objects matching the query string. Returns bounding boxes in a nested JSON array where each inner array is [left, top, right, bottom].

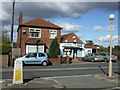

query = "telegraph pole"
[[10, 0, 15, 66]]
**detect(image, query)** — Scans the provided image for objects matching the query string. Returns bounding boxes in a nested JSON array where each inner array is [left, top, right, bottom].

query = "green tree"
[[49, 37, 60, 58], [2, 28, 10, 44], [85, 40, 94, 46], [0, 29, 10, 54], [113, 45, 120, 56]]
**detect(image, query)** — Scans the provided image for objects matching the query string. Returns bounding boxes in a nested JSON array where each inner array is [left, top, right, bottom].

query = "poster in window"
[[77, 50, 82, 57]]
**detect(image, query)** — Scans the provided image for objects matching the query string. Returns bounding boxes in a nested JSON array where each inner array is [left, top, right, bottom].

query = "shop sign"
[[64, 49, 71, 51], [63, 43, 82, 47]]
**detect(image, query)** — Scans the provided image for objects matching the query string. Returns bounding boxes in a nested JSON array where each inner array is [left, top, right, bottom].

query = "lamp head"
[[109, 14, 115, 20]]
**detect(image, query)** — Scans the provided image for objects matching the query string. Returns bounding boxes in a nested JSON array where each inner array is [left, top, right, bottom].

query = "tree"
[[2, 28, 10, 44], [0, 29, 10, 54], [99, 45, 108, 53], [49, 37, 60, 58], [113, 45, 120, 56], [85, 40, 94, 46]]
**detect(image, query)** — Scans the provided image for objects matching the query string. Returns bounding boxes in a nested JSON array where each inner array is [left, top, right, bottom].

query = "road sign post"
[[13, 60, 23, 84]]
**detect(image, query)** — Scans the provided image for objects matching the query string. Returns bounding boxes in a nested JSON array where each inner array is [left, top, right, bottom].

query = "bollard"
[[13, 60, 23, 84]]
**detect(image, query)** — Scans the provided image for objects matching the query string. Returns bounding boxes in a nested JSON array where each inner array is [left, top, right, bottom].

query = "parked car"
[[82, 53, 104, 62], [14, 52, 49, 66], [99, 53, 118, 62]]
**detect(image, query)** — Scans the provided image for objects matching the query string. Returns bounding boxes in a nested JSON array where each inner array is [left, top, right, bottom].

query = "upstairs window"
[[29, 28, 41, 38], [50, 30, 57, 39]]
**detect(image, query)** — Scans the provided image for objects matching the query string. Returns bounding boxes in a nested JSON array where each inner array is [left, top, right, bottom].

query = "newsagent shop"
[[60, 33, 84, 60]]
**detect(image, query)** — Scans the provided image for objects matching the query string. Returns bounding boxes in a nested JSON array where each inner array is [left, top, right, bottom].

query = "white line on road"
[[41, 74, 93, 79]]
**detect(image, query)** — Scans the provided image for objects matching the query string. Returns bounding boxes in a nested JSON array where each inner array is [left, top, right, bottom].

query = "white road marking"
[[41, 74, 93, 79]]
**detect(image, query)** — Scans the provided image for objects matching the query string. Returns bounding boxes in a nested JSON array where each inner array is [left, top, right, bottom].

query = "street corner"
[[1, 78, 65, 89], [93, 74, 119, 84]]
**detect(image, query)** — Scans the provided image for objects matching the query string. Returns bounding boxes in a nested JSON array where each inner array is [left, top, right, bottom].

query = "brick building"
[[16, 12, 62, 55], [60, 33, 84, 60]]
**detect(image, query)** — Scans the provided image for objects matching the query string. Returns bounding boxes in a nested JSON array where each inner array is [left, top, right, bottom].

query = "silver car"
[[14, 52, 49, 66], [99, 53, 118, 62], [82, 53, 104, 62]]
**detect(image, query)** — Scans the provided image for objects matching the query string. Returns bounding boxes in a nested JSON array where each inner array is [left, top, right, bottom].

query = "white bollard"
[[13, 60, 23, 84]]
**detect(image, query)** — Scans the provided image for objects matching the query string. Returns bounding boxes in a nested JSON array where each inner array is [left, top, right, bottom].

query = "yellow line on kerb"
[[1, 66, 118, 72]]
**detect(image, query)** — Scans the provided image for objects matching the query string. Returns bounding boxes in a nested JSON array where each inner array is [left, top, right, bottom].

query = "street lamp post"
[[109, 14, 115, 77]]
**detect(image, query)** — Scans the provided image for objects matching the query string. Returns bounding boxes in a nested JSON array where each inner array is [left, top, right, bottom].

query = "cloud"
[[93, 26, 103, 31], [76, 33, 84, 38], [2, 25, 18, 42], [55, 20, 82, 32], [107, 25, 117, 31], [97, 35, 118, 46], [1, 2, 118, 26], [93, 25, 117, 31]]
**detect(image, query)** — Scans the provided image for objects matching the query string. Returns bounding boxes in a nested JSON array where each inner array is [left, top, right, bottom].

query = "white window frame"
[[29, 28, 41, 38], [49, 30, 57, 39], [26, 45, 44, 54]]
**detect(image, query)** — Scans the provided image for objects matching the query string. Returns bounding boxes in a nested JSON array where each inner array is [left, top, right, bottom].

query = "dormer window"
[[29, 28, 41, 38], [50, 30, 57, 39]]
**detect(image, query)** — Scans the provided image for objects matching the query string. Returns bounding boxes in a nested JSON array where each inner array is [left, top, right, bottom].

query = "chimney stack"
[[18, 11, 22, 25]]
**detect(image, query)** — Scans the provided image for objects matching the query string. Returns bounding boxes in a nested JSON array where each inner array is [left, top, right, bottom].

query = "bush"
[[49, 37, 60, 58], [45, 52, 49, 58], [0, 44, 11, 54]]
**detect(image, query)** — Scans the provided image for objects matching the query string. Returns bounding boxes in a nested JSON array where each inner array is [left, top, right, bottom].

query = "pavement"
[[1, 73, 119, 89], [1, 78, 65, 89]]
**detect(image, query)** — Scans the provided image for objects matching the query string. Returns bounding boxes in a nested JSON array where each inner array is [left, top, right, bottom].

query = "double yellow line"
[[1, 66, 118, 72]]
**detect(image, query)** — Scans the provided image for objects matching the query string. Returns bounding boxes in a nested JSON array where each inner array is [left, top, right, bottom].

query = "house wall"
[[0, 54, 10, 67], [16, 26, 61, 55]]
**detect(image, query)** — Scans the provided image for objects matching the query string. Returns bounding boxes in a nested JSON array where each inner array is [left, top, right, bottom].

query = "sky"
[[1, 0, 119, 47]]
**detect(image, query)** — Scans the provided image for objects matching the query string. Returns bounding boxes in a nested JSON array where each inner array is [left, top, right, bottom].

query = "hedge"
[[0, 44, 11, 54]]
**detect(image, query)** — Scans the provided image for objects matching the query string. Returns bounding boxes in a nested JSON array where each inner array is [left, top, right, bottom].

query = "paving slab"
[[2, 78, 65, 89]]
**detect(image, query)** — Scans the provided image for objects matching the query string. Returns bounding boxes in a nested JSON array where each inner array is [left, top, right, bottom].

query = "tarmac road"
[[1, 61, 119, 80]]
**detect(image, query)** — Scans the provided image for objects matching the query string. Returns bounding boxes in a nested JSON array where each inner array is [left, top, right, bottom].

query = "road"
[[1, 61, 119, 80]]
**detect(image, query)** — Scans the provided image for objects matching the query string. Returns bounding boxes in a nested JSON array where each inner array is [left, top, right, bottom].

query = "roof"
[[26, 38, 45, 44], [61, 33, 73, 42], [20, 17, 63, 29], [61, 32, 84, 44], [84, 46, 98, 49]]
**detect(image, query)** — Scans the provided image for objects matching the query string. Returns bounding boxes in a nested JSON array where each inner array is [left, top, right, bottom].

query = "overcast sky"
[[1, 0, 119, 47]]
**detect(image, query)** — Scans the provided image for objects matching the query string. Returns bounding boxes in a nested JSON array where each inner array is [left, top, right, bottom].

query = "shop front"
[[60, 43, 84, 60]]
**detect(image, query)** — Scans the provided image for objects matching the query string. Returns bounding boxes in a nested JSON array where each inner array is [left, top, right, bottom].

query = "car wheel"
[[42, 61, 47, 66], [104, 58, 108, 62], [91, 59, 95, 62]]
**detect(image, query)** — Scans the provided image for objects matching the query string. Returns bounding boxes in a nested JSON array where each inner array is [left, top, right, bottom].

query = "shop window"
[[50, 30, 57, 39], [29, 28, 41, 38]]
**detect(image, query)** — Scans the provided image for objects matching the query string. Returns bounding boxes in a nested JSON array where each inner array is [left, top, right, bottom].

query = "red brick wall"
[[49, 56, 62, 65], [0, 54, 10, 67], [16, 26, 61, 55]]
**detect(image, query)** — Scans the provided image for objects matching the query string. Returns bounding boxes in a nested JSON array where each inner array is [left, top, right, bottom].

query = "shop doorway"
[[92, 49, 96, 53]]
